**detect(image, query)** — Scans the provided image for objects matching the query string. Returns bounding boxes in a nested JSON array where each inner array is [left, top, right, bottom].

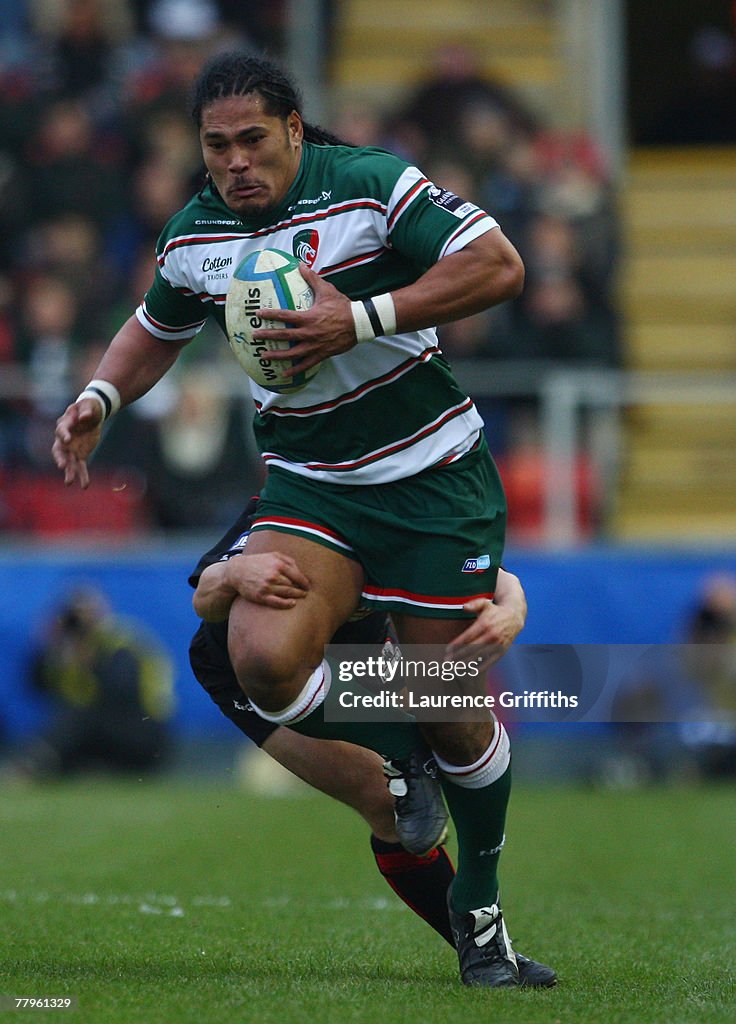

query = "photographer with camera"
[[11, 586, 175, 779]]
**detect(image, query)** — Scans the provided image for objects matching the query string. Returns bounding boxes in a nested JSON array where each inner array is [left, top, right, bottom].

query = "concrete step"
[[340, 20, 553, 48], [333, 52, 559, 98], [605, 149, 736, 540], [625, 401, 736, 444], [624, 445, 736, 484], [625, 323, 736, 371], [621, 293, 735, 322], [331, 0, 560, 111], [341, 0, 551, 30], [626, 146, 736, 186], [623, 186, 736, 253], [620, 253, 736, 302], [613, 508, 736, 541]]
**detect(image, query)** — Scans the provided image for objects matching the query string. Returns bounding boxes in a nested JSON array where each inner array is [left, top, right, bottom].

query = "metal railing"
[[4, 362, 736, 545]]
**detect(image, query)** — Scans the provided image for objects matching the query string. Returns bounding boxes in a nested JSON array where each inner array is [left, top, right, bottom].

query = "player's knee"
[[229, 644, 305, 713]]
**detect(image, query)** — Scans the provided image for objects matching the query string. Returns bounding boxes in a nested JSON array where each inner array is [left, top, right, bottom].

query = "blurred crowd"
[[0, 1, 620, 538]]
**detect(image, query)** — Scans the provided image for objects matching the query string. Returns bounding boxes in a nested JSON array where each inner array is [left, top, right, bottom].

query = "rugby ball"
[[225, 249, 318, 393]]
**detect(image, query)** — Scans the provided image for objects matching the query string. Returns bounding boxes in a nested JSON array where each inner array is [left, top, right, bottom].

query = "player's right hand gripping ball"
[[225, 248, 319, 393]]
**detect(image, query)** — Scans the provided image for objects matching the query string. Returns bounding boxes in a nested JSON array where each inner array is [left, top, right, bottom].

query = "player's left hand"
[[445, 573, 527, 667], [252, 263, 357, 376]]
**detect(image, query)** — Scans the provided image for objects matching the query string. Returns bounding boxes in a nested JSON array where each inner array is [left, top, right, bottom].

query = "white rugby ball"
[[225, 249, 318, 393]]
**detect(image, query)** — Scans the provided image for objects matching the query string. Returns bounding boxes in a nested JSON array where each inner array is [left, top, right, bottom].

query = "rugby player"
[[53, 53, 555, 988]]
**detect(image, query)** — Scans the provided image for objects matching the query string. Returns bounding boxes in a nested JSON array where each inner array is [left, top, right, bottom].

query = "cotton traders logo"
[[462, 555, 491, 573], [202, 256, 233, 272], [293, 229, 320, 267]]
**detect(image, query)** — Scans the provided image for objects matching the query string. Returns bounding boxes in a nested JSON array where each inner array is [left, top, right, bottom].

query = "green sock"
[[440, 763, 512, 914], [288, 670, 419, 759]]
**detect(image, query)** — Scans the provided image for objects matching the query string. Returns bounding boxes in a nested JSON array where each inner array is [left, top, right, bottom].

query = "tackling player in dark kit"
[[53, 53, 555, 988], [188, 497, 554, 985]]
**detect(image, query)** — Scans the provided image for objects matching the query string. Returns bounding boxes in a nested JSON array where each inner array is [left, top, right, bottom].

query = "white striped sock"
[[434, 718, 511, 789]]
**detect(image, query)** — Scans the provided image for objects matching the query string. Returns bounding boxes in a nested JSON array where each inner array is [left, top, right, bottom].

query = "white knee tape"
[[248, 661, 331, 725]]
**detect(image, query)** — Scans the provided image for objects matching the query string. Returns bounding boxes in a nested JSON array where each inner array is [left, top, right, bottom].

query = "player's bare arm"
[[53, 316, 189, 488], [446, 568, 527, 665], [254, 230, 523, 376], [393, 227, 524, 329], [194, 553, 311, 622]]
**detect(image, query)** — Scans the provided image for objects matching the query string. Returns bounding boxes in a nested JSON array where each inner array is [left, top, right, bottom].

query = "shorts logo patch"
[[462, 554, 491, 573]]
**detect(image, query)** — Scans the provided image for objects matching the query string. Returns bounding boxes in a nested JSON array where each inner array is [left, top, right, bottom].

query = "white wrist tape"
[[350, 292, 397, 342], [76, 379, 122, 422]]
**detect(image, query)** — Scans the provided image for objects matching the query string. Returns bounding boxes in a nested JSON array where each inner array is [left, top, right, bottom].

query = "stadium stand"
[[615, 147, 736, 539]]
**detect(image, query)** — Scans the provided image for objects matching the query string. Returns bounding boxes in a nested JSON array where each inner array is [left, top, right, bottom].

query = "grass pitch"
[[0, 777, 733, 1024]]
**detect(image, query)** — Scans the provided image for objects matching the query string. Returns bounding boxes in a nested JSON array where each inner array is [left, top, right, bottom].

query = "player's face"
[[199, 94, 303, 217]]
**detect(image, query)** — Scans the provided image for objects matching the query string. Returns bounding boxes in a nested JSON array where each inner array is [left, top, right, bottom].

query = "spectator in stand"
[[421, 158, 513, 362], [388, 43, 536, 166], [0, 274, 24, 465], [121, 0, 243, 130], [0, 0, 33, 68], [137, 367, 260, 531], [509, 214, 619, 367], [28, 0, 134, 104], [332, 100, 387, 149], [0, 276, 16, 372], [15, 273, 80, 465], [106, 153, 192, 282], [512, 271, 616, 365], [24, 98, 127, 226], [479, 127, 541, 253], [531, 131, 619, 327], [457, 97, 518, 187], [136, 108, 203, 180], [21, 213, 121, 341], [387, 45, 619, 376], [0, 60, 41, 267]]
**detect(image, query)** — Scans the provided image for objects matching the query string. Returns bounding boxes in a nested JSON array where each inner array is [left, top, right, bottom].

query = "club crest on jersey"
[[462, 554, 491, 573], [293, 229, 320, 267]]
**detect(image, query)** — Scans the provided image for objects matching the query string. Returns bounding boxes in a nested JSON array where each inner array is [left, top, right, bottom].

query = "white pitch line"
[[0, 890, 403, 914]]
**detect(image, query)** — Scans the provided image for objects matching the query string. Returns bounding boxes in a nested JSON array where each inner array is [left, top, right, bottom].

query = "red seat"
[[1, 470, 150, 537], [497, 450, 598, 543]]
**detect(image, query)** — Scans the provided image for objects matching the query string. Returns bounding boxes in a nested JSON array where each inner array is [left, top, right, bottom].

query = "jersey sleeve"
[[135, 262, 208, 342], [342, 148, 497, 269], [387, 169, 499, 266]]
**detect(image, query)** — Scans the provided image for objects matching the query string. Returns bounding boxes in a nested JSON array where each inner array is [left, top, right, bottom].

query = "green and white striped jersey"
[[136, 142, 499, 484]]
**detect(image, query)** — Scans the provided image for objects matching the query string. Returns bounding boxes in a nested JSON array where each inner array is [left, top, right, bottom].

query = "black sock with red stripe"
[[370, 835, 455, 946]]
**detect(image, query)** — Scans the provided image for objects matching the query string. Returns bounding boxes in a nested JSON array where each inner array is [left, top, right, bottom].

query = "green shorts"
[[251, 437, 506, 618]]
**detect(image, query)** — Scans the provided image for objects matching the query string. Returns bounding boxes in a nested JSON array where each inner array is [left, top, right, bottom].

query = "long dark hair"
[[192, 52, 348, 147]]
